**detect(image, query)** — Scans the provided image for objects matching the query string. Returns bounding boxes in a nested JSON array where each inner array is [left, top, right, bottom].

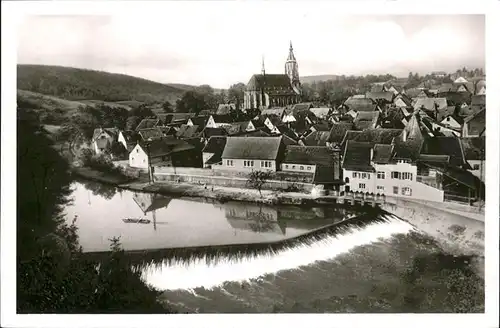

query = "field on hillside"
[[17, 64, 186, 104]]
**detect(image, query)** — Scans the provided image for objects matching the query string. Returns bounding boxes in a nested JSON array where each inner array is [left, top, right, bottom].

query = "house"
[[262, 116, 283, 134], [386, 85, 400, 95], [135, 118, 159, 131], [216, 136, 284, 172], [205, 114, 237, 129], [223, 121, 257, 136], [475, 80, 486, 95], [92, 128, 119, 154], [309, 107, 331, 119], [344, 97, 378, 112], [281, 146, 342, 186], [260, 107, 287, 120], [432, 71, 447, 78], [439, 115, 463, 131], [403, 88, 422, 99], [341, 128, 403, 151], [132, 193, 172, 214], [282, 111, 297, 124], [157, 113, 195, 126], [353, 111, 380, 130], [412, 98, 448, 115], [365, 91, 394, 104], [393, 93, 412, 109], [137, 127, 165, 141], [300, 131, 330, 147], [118, 130, 140, 152], [370, 83, 388, 93], [420, 137, 469, 169], [187, 116, 209, 127], [328, 122, 354, 147], [291, 102, 313, 113], [175, 124, 201, 139], [129, 138, 201, 169], [462, 109, 485, 138], [470, 95, 486, 114], [201, 136, 227, 168], [454, 76, 469, 84], [437, 83, 454, 93], [415, 89, 432, 98], [461, 137, 485, 181], [216, 103, 236, 115]]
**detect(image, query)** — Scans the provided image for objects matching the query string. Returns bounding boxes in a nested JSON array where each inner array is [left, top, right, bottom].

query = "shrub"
[[78, 151, 127, 177]]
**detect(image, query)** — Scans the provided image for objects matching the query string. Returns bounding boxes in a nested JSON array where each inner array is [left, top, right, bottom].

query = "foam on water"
[[141, 214, 415, 291]]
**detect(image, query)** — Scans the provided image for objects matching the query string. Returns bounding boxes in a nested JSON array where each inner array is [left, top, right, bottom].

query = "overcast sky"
[[17, 4, 485, 89]]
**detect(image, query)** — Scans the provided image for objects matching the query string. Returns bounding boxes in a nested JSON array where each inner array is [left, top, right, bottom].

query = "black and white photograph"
[[1, 1, 499, 327]]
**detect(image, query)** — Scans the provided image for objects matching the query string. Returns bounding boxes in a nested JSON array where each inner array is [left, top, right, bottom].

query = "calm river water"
[[64, 181, 485, 313]]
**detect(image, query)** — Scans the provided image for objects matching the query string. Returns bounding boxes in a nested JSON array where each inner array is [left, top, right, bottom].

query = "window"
[[361, 173, 367, 179], [292, 165, 296, 169], [300, 166, 304, 170], [244, 160, 254, 167], [402, 172, 413, 180], [285, 164, 289, 169], [402, 187, 412, 196], [393, 186, 399, 194], [307, 166, 312, 171], [359, 183, 366, 189], [352, 172, 358, 178], [377, 171, 385, 179], [261, 161, 272, 168], [391, 172, 400, 179], [473, 164, 480, 170], [226, 160, 234, 166], [377, 186, 384, 191]]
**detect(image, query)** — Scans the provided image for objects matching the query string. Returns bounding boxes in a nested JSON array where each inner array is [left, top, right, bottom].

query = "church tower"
[[285, 41, 300, 93]]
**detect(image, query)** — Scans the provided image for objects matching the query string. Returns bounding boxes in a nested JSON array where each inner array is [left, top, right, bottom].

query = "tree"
[[246, 170, 273, 197], [126, 116, 141, 130], [129, 104, 155, 120], [109, 141, 128, 160], [162, 101, 173, 113], [228, 83, 246, 110], [175, 90, 209, 114]]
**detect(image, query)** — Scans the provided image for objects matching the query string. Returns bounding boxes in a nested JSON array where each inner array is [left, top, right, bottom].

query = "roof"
[[302, 131, 330, 146], [439, 91, 471, 106], [92, 127, 119, 141], [365, 91, 394, 103], [120, 130, 140, 145], [454, 76, 468, 83], [138, 128, 164, 141], [421, 137, 467, 168], [156, 113, 195, 125], [139, 138, 195, 158], [211, 114, 236, 124], [202, 136, 227, 164], [436, 106, 457, 122], [344, 97, 377, 112], [394, 94, 412, 107], [261, 107, 287, 117], [246, 74, 295, 92], [328, 122, 353, 144], [440, 114, 464, 126], [135, 118, 159, 131], [313, 164, 341, 183], [342, 128, 402, 146], [188, 116, 209, 127], [471, 95, 486, 106], [372, 144, 393, 164], [216, 104, 236, 115], [283, 146, 336, 166], [353, 111, 380, 130], [202, 127, 227, 138], [412, 98, 448, 111], [370, 84, 386, 93], [392, 115, 425, 161], [223, 121, 253, 135], [464, 109, 485, 136], [309, 107, 331, 119], [460, 137, 485, 161], [437, 83, 454, 93], [175, 124, 200, 139], [343, 141, 374, 172], [292, 103, 314, 113], [221, 136, 283, 160], [404, 88, 421, 99]]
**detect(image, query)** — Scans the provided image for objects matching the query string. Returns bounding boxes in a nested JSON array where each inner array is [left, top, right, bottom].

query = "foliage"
[[162, 101, 174, 113], [246, 170, 273, 197], [17, 64, 185, 103], [17, 108, 173, 313], [175, 90, 210, 114], [78, 151, 126, 177], [228, 83, 246, 110], [110, 142, 129, 160]]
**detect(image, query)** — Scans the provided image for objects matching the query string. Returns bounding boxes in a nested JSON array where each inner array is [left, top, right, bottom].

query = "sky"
[[17, 4, 485, 89]]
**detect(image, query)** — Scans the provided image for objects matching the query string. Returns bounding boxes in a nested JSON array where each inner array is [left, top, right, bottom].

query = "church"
[[243, 42, 302, 110]]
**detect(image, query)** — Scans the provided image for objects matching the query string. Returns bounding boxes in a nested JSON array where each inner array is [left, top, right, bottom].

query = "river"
[[64, 181, 485, 313]]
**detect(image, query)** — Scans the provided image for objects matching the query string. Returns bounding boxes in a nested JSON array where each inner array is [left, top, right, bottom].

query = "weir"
[[83, 210, 416, 290]]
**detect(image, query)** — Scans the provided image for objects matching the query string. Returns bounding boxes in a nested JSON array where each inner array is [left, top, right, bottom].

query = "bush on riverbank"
[[78, 149, 129, 178]]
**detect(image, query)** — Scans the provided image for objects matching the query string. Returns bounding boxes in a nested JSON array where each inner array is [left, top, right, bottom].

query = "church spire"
[[285, 40, 300, 90], [261, 55, 266, 75]]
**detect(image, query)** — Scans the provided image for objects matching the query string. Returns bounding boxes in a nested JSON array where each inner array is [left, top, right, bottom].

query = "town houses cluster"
[[91, 43, 486, 205]]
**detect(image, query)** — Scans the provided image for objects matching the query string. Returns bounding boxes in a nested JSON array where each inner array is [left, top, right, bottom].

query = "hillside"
[[301, 75, 342, 84], [17, 64, 188, 104]]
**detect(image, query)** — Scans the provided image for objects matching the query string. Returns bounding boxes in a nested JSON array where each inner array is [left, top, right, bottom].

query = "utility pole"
[[145, 138, 154, 185]]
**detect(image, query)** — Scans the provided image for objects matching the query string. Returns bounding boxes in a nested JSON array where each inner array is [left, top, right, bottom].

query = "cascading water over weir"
[[139, 212, 416, 291]]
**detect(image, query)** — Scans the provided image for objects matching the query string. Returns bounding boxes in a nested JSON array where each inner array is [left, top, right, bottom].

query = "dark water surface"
[[64, 182, 484, 313]]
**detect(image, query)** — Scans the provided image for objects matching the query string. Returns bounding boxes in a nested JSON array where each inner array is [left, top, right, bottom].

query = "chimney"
[[402, 129, 407, 142]]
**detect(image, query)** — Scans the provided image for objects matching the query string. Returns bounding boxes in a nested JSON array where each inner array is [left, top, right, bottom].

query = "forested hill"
[[17, 64, 188, 104]]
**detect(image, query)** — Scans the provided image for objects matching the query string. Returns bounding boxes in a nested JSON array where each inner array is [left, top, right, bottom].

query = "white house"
[[205, 115, 236, 129], [439, 115, 463, 131], [341, 140, 445, 202]]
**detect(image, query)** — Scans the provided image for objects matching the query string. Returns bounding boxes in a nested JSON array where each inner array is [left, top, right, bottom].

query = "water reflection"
[[64, 182, 360, 254], [80, 179, 119, 200]]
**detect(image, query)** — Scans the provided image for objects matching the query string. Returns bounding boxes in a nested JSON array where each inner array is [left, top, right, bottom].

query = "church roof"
[[246, 74, 293, 91]]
